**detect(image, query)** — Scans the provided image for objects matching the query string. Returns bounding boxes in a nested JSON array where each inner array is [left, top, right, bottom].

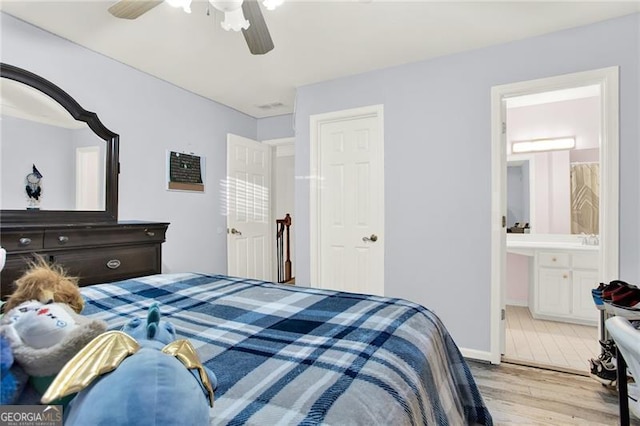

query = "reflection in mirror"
[[507, 160, 530, 231], [0, 77, 106, 211], [506, 85, 601, 235]]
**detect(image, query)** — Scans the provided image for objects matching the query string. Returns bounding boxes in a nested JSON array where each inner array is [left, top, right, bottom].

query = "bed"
[[79, 273, 492, 425]]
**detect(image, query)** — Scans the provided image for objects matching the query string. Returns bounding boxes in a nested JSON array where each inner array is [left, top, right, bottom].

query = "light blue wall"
[[0, 13, 258, 275], [257, 114, 295, 140], [1, 116, 75, 210], [294, 13, 639, 352]]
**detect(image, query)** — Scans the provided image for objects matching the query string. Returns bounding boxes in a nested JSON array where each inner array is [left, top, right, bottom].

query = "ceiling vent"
[[256, 101, 285, 110]]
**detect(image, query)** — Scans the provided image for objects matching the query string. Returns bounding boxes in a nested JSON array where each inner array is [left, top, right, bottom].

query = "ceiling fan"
[[107, 0, 280, 55]]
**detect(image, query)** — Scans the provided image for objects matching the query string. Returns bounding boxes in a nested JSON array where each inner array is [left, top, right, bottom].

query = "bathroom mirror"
[[0, 63, 119, 224], [505, 86, 601, 235], [507, 150, 600, 235]]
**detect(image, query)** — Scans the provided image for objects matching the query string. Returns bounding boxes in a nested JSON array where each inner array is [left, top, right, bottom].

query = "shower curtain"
[[571, 163, 599, 235]]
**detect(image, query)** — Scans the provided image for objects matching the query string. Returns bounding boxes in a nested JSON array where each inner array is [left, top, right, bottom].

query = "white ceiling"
[[2, 1, 638, 118]]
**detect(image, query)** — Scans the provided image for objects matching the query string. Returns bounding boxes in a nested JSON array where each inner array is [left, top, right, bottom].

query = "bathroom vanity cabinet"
[[532, 250, 599, 325], [507, 235, 600, 326]]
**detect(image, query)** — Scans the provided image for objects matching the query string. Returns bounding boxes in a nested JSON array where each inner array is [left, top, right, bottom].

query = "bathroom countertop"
[[506, 234, 599, 256]]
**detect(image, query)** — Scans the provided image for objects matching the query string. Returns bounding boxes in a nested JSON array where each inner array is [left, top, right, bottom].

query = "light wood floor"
[[505, 305, 599, 374], [469, 361, 640, 425]]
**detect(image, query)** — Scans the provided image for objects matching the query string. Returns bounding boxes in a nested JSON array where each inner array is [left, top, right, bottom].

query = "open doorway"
[[225, 134, 296, 284], [490, 68, 620, 374], [504, 86, 601, 373], [265, 137, 296, 284]]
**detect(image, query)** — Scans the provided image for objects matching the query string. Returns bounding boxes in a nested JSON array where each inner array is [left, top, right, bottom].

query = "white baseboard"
[[506, 299, 529, 307], [460, 348, 495, 364]]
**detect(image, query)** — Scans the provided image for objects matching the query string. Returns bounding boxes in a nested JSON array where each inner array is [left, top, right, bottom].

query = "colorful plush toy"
[[3, 257, 84, 314], [0, 300, 107, 404], [42, 304, 217, 426]]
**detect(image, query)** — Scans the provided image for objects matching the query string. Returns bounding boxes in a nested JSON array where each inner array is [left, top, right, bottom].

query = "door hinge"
[[501, 122, 506, 134], [502, 215, 506, 228], [501, 308, 506, 321]]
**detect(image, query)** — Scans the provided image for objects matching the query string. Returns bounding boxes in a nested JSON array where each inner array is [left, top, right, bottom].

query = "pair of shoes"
[[596, 281, 640, 315], [599, 339, 617, 356], [589, 357, 617, 387], [590, 341, 618, 387], [594, 280, 638, 301], [609, 288, 640, 306], [598, 280, 638, 300]]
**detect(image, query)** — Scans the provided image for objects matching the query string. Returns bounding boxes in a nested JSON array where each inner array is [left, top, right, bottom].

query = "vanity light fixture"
[[166, 0, 192, 13], [511, 137, 575, 154]]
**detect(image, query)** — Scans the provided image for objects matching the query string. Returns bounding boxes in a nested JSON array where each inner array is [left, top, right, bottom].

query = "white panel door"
[[227, 134, 272, 280], [318, 114, 383, 296]]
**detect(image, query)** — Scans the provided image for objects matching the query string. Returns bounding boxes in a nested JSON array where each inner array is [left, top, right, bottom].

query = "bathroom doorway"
[[489, 67, 620, 373]]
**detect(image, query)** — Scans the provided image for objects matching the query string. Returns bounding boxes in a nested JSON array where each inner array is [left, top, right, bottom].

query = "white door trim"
[[490, 67, 619, 364], [309, 104, 384, 288], [263, 137, 295, 158]]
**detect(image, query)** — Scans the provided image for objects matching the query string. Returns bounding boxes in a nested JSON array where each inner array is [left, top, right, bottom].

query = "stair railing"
[[276, 213, 292, 283]]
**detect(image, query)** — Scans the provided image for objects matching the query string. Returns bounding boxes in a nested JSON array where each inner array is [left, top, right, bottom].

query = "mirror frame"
[[1, 63, 118, 224]]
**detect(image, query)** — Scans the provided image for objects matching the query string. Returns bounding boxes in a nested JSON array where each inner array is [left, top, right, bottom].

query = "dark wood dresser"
[[1, 221, 169, 298]]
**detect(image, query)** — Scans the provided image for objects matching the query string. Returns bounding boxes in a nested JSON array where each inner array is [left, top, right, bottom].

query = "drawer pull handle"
[[18, 237, 31, 246], [563, 274, 568, 279], [146, 231, 155, 237], [58, 236, 69, 244], [552, 257, 557, 262], [106, 259, 121, 269]]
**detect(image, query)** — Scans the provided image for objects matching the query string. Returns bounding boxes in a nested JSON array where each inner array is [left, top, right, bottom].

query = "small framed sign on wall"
[[167, 151, 205, 192]]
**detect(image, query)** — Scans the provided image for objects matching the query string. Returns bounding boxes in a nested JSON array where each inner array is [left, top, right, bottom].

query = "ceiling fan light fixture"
[[166, 0, 192, 13], [262, 0, 284, 11], [209, 0, 244, 13], [221, 8, 250, 31]]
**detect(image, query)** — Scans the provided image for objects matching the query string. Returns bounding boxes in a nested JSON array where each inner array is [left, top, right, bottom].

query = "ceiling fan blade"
[[241, 0, 274, 55], [108, 0, 163, 20]]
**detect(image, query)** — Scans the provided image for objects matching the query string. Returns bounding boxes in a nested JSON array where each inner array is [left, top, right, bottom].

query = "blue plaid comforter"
[[80, 273, 492, 426]]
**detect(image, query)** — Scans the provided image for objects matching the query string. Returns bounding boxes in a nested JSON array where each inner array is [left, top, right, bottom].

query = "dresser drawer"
[[538, 252, 570, 268], [0, 254, 38, 298], [44, 226, 166, 249], [51, 245, 160, 286], [0, 230, 44, 252]]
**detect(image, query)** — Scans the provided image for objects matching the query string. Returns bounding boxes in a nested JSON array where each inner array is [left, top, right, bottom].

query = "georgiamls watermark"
[[0, 405, 62, 426]]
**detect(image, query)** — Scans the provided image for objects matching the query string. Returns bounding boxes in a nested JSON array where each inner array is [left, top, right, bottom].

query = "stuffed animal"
[[42, 303, 217, 426], [0, 300, 107, 405], [3, 257, 84, 314]]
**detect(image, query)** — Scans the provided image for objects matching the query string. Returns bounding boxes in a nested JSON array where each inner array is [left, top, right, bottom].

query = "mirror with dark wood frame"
[[0, 63, 119, 224]]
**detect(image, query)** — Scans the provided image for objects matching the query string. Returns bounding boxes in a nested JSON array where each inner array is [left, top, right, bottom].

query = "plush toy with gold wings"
[[41, 303, 217, 425]]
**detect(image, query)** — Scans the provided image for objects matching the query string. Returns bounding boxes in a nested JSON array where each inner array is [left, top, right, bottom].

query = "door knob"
[[362, 234, 378, 242], [230, 228, 242, 236]]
